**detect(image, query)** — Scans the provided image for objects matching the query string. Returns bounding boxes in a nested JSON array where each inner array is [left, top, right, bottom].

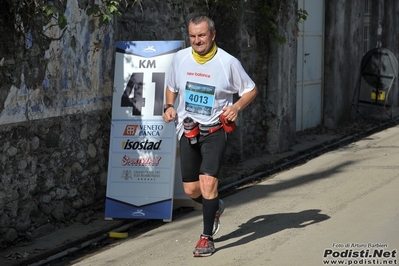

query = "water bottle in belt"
[[183, 117, 199, 145]]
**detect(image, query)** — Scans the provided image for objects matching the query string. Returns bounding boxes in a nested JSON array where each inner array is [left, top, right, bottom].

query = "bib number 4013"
[[120, 72, 165, 116]]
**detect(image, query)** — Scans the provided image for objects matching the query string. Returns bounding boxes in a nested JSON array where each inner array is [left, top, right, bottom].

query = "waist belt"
[[199, 122, 223, 136]]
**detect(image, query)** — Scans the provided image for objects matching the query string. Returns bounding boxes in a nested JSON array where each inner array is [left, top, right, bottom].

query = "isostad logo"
[[123, 125, 139, 136], [122, 139, 162, 150]]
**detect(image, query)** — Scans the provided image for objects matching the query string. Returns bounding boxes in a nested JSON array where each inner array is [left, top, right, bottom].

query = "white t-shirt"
[[167, 46, 256, 138]]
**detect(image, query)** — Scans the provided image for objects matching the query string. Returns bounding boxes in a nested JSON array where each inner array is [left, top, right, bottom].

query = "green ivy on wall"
[[258, 0, 308, 45], [0, 0, 142, 41], [87, 0, 143, 25]]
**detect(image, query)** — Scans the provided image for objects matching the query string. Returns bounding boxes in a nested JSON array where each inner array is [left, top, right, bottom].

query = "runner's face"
[[188, 21, 216, 55]]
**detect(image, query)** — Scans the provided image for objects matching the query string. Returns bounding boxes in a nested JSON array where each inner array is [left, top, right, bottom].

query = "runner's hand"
[[163, 108, 176, 123], [222, 105, 239, 122]]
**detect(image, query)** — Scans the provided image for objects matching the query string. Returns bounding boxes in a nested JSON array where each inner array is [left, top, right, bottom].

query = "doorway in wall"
[[296, 0, 325, 131]]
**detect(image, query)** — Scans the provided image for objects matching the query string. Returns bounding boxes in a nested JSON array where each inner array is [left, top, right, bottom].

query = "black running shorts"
[[179, 129, 227, 182]]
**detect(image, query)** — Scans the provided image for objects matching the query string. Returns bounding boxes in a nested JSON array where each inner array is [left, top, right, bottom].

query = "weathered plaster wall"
[[324, 0, 399, 126], [324, 0, 364, 128], [0, 0, 114, 125], [264, 3, 297, 153]]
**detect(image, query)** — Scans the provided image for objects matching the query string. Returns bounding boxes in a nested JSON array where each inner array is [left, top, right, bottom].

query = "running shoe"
[[212, 199, 225, 236], [193, 235, 215, 257]]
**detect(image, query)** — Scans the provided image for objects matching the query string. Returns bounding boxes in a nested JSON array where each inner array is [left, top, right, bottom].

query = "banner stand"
[[105, 40, 196, 222]]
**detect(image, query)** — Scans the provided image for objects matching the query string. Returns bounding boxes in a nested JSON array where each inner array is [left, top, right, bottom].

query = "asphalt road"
[[67, 126, 399, 266]]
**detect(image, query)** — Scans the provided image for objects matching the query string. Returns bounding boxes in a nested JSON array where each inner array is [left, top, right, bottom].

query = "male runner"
[[163, 15, 258, 257]]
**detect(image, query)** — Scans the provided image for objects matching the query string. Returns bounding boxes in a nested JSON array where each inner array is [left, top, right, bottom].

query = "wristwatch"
[[163, 104, 174, 113]]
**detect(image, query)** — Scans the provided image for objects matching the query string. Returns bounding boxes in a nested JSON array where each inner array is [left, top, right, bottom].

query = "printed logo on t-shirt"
[[185, 81, 215, 116]]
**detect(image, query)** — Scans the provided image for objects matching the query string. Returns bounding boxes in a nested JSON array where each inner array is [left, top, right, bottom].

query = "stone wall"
[[0, 111, 111, 245]]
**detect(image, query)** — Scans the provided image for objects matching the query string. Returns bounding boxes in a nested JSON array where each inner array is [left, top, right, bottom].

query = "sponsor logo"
[[187, 71, 211, 78], [122, 139, 162, 150], [122, 155, 162, 166], [138, 124, 163, 136], [123, 125, 139, 136], [121, 170, 133, 180], [123, 124, 163, 137], [132, 209, 145, 217], [143, 45, 156, 52]]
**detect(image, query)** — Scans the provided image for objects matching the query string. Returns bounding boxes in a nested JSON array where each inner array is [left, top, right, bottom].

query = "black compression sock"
[[202, 197, 219, 236], [191, 195, 203, 204]]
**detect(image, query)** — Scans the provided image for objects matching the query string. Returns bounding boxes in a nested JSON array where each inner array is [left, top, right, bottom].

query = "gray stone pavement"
[[0, 119, 395, 266]]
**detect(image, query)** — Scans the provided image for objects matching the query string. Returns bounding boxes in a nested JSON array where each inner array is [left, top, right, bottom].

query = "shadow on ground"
[[215, 209, 330, 251]]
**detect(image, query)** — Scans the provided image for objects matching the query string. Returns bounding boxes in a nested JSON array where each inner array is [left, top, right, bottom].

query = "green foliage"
[[0, 0, 141, 36], [42, 3, 68, 29], [298, 8, 308, 23], [258, 0, 307, 45], [87, 0, 122, 25], [258, 0, 286, 45], [86, 0, 143, 25], [0, 0, 67, 38], [259, 0, 308, 44]]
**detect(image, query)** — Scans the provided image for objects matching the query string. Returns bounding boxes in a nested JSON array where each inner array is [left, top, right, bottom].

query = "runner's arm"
[[222, 86, 258, 122]]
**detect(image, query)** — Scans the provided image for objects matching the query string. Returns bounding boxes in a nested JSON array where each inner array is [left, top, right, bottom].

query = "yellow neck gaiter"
[[192, 42, 217, 64]]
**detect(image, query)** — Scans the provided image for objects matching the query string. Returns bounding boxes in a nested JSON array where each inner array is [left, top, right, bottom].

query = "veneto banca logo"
[[123, 125, 138, 136]]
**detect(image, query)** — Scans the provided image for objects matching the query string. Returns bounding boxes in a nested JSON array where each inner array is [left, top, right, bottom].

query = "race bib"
[[185, 81, 215, 116]]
